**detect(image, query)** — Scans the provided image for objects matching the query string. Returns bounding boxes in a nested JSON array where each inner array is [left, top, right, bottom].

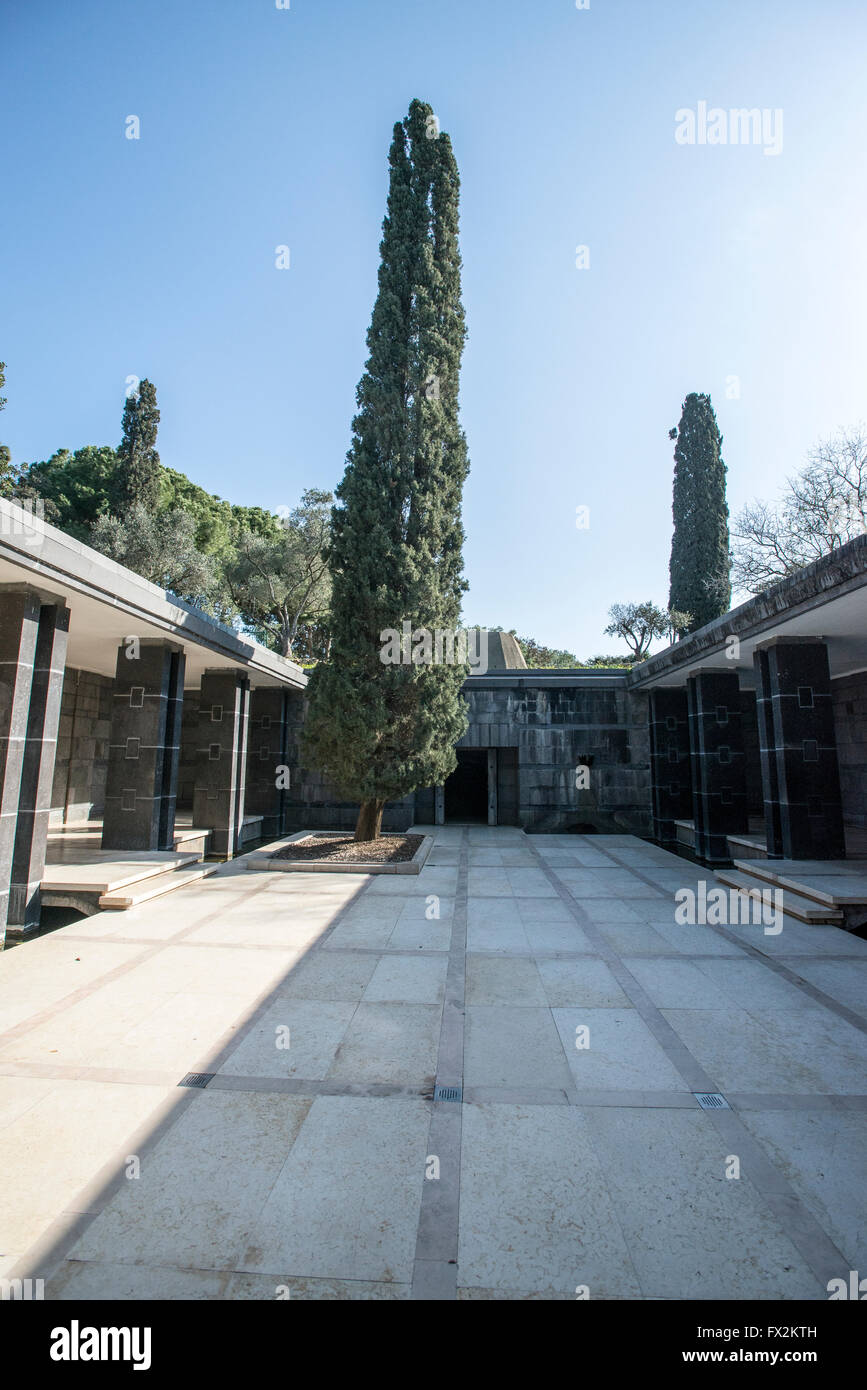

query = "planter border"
[[244, 830, 434, 875]]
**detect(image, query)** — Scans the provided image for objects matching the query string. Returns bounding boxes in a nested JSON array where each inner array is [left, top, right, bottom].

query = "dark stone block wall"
[[178, 691, 201, 808], [49, 668, 113, 825], [280, 695, 415, 833], [457, 680, 651, 834], [741, 690, 763, 817], [45, 672, 654, 838], [832, 671, 867, 827]]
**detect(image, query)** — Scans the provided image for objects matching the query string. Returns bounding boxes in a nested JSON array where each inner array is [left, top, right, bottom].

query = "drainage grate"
[[433, 1084, 463, 1103], [694, 1092, 729, 1110], [178, 1072, 215, 1089]]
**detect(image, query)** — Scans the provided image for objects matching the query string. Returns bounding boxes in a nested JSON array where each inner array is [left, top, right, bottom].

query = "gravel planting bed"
[[272, 833, 424, 865]]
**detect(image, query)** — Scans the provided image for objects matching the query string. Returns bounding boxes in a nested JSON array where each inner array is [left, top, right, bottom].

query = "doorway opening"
[[444, 748, 488, 822]]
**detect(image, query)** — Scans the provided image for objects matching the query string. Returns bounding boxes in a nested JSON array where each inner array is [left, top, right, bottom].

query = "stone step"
[[726, 834, 767, 859], [42, 851, 203, 896], [173, 828, 212, 857], [732, 858, 867, 908], [715, 869, 844, 925], [239, 816, 264, 846], [98, 861, 220, 910]]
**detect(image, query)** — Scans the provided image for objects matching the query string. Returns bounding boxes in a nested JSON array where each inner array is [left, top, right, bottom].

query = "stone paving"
[[2, 826, 867, 1300]]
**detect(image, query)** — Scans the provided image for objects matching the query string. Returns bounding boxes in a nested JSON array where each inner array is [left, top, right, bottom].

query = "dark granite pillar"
[[686, 669, 748, 865], [1, 589, 69, 931], [244, 687, 290, 840], [0, 591, 40, 931], [753, 638, 845, 859], [102, 641, 185, 852], [649, 688, 692, 851], [193, 669, 250, 857]]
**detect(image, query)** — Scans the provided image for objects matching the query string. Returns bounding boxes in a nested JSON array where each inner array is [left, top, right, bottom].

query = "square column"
[[102, 641, 185, 852], [487, 748, 498, 825], [754, 638, 845, 859], [687, 669, 748, 866], [1, 588, 69, 932], [193, 670, 250, 857], [649, 688, 692, 852], [245, 687, 290, 840]]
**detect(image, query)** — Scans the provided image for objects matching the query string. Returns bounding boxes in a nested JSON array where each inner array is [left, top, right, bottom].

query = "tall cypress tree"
[[668, 392, 731, 631], [114, 378, 161, 511], [304, 99, 470, 841]]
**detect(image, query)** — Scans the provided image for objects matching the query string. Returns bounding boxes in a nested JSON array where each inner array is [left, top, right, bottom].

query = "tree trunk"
[[355, 799, 385, 842]]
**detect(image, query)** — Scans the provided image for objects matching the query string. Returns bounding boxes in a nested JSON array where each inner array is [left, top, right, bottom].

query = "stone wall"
[[46, 671, 655, 837], [741, 690, 764, 816], [49, 668, 113, 825], [457, 678, 652, 834], [281, 696, 415, 832], [178, 690, 201, 809], [832, 671, 867, 827]]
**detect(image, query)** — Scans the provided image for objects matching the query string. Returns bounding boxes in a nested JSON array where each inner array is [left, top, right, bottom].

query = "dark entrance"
[[444, 748, 488, 822]]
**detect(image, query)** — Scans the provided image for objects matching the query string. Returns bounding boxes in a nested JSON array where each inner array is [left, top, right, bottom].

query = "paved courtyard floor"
[[2, 826, 867, 1300]]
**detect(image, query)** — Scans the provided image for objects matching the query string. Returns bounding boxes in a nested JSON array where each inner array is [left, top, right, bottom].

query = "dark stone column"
[[753, 638, 845, 859], [1, 589, 69, 931], [245, 687, 290, 840], [686, 669, 748, 865], [648, 688, 692, 851], [0, 591, 40, 930], [193, 670, 250, 857], [102, 641, 185, 852]]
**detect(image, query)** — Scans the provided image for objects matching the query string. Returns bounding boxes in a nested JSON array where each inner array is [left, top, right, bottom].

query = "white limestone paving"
[[1, 827, 866, 1299]]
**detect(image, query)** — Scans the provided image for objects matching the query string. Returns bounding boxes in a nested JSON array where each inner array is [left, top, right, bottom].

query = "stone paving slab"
[[1, 827, 865, 1300]]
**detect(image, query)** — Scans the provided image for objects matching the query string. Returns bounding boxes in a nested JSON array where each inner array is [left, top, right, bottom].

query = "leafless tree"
[[732, 426, 867, 593]]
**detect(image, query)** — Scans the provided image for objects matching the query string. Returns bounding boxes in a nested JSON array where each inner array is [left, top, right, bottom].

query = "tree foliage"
[[114, 378, 161, 510], [11, 446, 116, 536], [605, 601, 691, 660], [7, 380, 314, 635], [225, 489, 333, 657], [303, 100, 470, 840], [668, 392, 731, 630], [515, 633, 579, 668], [90, 502, 217, 605]]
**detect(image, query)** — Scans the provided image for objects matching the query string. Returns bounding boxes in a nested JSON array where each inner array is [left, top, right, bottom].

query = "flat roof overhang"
[[627, 535, 867, 691], [463, 669, 629, 690], [0, 499, 307, 691]]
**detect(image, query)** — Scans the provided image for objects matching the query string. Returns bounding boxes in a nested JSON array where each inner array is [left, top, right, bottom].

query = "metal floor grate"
[[178, 1072, 215, 1089], [433, 1084, 463, 1103], [694, 1092, 729, 1110]]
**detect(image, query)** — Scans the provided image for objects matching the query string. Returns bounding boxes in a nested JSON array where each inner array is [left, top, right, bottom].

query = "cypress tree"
[[115, 378, 161, 511], [303, 99, 470, 841], [668, 392, 731, 631]]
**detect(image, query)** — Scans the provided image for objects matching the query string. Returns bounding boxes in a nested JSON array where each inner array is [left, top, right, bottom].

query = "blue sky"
[[3, 0, 866, 657]]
